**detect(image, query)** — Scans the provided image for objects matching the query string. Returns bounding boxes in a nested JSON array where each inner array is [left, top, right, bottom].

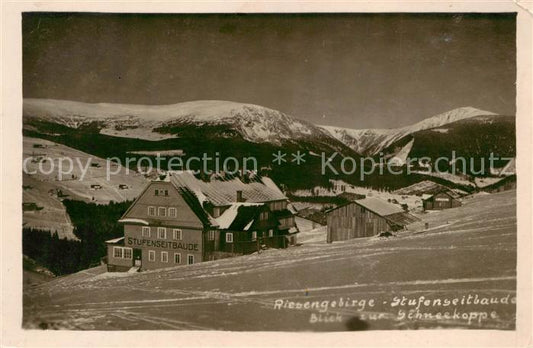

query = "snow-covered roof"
[[105, 236, 125, 244], [168, 171, 287, 207], [215, 203, 263, 229], [118, 218, 150, 225], [354, 198, 404, 217], [243, 220, 255, 231]]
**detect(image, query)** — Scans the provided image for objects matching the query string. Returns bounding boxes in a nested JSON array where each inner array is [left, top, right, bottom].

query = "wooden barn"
[[326, 198, 418, 243], [106, 171, 298, 272], [422, 190, 462, 211]]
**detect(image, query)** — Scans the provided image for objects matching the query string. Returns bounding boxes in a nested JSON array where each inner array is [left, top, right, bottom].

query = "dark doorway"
[[133, 249, 142, 267]]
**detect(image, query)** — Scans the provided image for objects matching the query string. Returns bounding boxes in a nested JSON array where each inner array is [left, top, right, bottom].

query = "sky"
[[23, 13, 516, 129]]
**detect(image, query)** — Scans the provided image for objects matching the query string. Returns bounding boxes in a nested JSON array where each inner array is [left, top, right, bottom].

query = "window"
[[268, 229, 274, 237], [173, 228, 182, 240], [251, 231, 257, 241], [157, 227, 167, 239], [158, 207, 166, 217], [113, 247, 123, 258], [123, 248, 132, 259], [187, 254, 194, 265], [208, 230, 215, 241], [260, 212, 269, 220], [164, 190, 168, 196], [226, 233, 233, 243], [168, 207, 177, 218], [174, 253, 181, 264], [113, 247, 133, 259], [142, 226, 150, 237], [155, 189, 159, 196], [148, 250, 155, 262], [148, 206, 156, 216], [161, 251, 169, 263]]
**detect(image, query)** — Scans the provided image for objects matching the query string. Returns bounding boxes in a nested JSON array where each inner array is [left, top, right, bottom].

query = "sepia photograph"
[[1, 2, 530, 344]]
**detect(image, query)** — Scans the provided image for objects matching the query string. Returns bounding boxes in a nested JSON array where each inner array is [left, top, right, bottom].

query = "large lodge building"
[[106, 171, 298, 272]]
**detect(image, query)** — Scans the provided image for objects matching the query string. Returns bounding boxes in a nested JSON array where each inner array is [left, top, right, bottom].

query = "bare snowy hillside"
[[320, 107, 497, 155], [23, 136, 147, 238]]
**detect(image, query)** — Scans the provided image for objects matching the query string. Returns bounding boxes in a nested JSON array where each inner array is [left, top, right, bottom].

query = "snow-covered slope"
[[319, 107, 497, 155], [23, 98, 323, 144]]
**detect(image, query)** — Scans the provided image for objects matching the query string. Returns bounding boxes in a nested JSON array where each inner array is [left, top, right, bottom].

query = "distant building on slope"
[[326, 197, 418, 243], [482, 174, 517, 193], [422, 190, 462, 211], [106, 171, 298, 272]]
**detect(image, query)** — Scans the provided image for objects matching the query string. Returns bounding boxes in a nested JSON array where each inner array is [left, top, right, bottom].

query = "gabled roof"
[[384, 212, 419, 226], [227, 205, 265, 231], [354, 197, 404, 216], [215, 203, 263, 230], [168, 171, 287, 207], [177, 186, 218, 227], [326, 197, 418, 228], [422, 189, 460, 201]]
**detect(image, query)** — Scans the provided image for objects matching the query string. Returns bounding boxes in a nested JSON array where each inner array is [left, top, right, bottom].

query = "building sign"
[[435, 198, 450, 202], [126, 237, 199, 251]]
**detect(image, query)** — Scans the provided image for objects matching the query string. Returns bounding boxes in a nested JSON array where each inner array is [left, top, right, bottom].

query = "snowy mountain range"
[[319, 106, 497, 155], [23, 98, 325, 145], [24, 99, 506, 160]]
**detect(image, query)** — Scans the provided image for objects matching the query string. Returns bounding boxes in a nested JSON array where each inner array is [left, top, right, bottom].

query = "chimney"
[[236, 190, 243, 202]]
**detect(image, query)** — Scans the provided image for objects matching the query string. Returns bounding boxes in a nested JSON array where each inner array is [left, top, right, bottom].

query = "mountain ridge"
[[24, 99, 506, 158], [23, 98, 323, 145], [319, 106, 498, 155]]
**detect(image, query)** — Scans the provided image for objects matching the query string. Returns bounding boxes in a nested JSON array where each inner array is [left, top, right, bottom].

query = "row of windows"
[[147, 250, 194, 265], [224, 229, 274, 243], [148, 206, 177, 217], [142, 226, 183, 240], [113, 247, 132, 259]]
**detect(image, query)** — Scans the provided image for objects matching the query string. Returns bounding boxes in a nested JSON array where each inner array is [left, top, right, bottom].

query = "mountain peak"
[[399, 106, 496, 133], [319, 106, 499, 155]]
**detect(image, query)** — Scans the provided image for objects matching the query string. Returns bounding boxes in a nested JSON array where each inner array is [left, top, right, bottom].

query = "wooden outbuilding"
[[422, 190, 462, 211], [326, 198, 418, 243]]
